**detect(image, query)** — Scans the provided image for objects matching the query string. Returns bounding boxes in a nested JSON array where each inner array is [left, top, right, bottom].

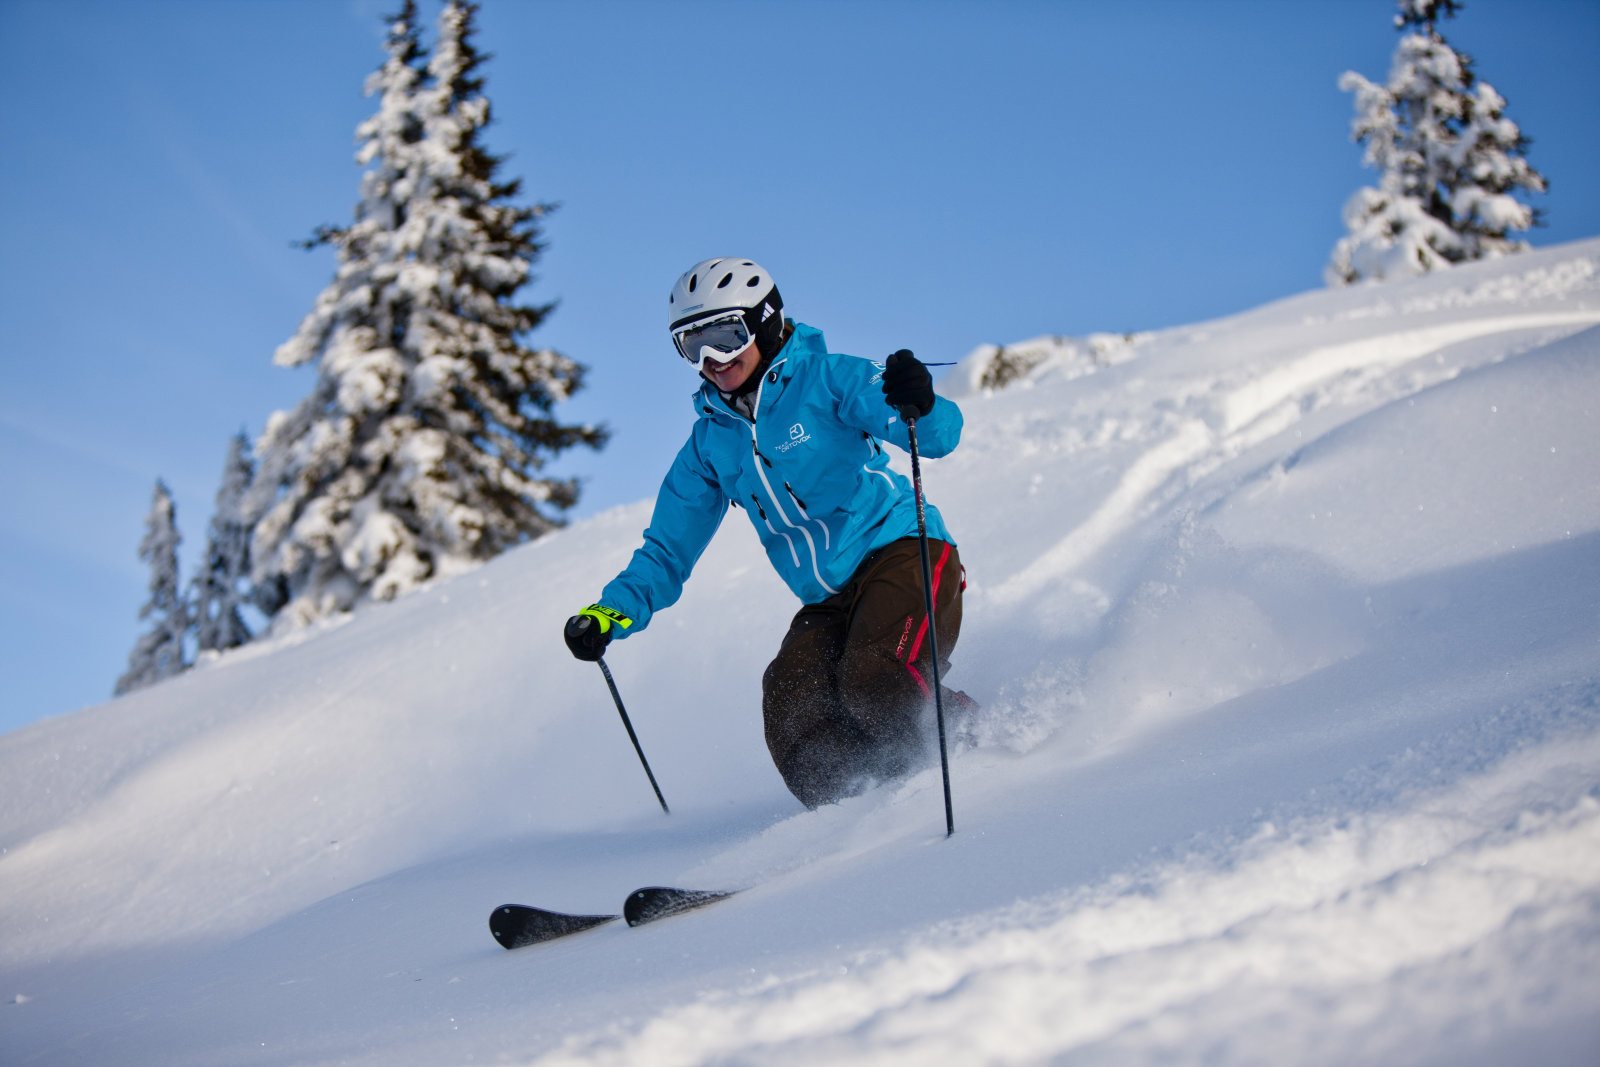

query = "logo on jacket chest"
[[775, 422, 812, 453]]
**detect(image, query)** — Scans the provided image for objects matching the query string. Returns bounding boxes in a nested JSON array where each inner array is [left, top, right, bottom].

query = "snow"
[[4, 238, 1600, 1065]]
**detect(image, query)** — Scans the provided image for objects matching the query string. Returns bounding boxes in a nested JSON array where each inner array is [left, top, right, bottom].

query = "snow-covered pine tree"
[[115, 480, 189, 695], [191, 433, 256, 654], [248, 0, 604, 627], [1326, 0, 1546, 285]]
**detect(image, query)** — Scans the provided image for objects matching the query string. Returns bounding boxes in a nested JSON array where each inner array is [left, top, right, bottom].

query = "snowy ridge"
[[3, 238, 1599, 1065]]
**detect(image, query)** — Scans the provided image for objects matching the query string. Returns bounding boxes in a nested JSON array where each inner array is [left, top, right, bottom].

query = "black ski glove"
[[882, 349, 935, 420], [563, 604, 633, 662]]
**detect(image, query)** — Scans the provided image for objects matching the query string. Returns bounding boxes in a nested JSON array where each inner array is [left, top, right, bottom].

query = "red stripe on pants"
[[904, 541, 951, 697]]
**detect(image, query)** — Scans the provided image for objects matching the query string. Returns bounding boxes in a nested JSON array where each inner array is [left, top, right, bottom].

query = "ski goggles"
[[672, 310, 754, 369]]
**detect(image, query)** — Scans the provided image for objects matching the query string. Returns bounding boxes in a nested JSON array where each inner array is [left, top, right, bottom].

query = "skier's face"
[[700, 336, 761, 392]]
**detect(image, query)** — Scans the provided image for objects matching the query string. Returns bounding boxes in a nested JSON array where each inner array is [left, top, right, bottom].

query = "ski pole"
[[902, 413, 955, 837], [596, 655, 670, 814]]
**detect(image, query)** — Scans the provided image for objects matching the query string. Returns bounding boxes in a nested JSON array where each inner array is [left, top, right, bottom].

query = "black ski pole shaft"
[[596, 655, 669, 814], [903, 412, 955, 837]]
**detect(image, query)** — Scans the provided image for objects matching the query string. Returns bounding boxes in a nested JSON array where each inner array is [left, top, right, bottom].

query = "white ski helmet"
[[667, 258, 785, 368]]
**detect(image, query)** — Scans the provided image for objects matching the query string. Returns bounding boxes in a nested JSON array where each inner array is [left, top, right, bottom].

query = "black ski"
[[490, 905, 616, 950], [624, 886, 735, 927], [490, 887, 735, 950]]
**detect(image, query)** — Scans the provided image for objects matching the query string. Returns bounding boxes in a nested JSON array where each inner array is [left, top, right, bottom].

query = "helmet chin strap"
[[723, 349, 774, 399]]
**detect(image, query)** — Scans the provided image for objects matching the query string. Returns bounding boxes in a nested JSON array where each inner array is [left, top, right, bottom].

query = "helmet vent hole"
[[718, 273, 733, 288], [688, 274, 698, 293], [747, 276, 761, 286]]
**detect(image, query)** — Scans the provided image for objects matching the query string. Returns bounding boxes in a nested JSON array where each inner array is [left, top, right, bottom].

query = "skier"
[[563, 258, 968, 808]]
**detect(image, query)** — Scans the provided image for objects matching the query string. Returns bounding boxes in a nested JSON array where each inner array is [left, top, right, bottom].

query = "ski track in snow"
[[990, 308, 1600, 605], [3, 238, 1600, 1067]]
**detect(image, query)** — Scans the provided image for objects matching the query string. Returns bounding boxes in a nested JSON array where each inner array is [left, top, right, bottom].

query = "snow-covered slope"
[[4, 240, 1599, 1066]]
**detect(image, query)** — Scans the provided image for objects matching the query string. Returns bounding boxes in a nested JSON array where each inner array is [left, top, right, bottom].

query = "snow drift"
[[3, 239, 1599, 1066]]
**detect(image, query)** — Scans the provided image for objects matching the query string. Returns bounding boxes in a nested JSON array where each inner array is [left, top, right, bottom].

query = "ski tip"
[[623, 886, 736, 928], [490, 904, 618, 950]]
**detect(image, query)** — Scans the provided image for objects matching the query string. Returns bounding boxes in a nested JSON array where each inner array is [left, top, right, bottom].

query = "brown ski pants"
[[762, 537, 964, 808]]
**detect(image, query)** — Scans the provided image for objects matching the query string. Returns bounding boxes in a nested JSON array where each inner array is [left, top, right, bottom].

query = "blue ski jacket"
[[599, 322, 961, 637]]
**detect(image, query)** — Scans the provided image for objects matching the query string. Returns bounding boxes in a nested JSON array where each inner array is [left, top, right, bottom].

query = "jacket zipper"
[[741, 361, 839, 596], [861, 430, 894, 489], [748, 491, 800, 568], [783, 482, 828, 550]]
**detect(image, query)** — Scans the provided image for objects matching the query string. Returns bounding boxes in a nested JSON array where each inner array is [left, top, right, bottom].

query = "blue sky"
[[1, 0, 1596, 735]]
